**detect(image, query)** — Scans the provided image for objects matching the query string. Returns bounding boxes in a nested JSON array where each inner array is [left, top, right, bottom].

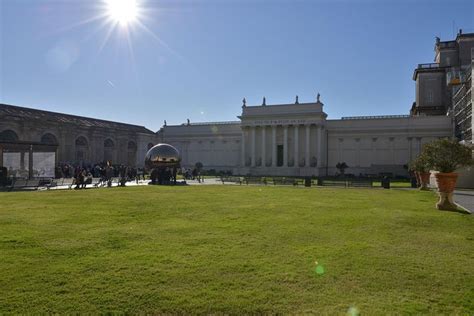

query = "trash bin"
[[381, 177, 390, 189], [410, 177, 417, 188], [305, 177, 311, 187]]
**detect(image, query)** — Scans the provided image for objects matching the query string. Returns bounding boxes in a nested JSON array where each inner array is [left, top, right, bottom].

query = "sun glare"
[[105, 0, 139, 26]]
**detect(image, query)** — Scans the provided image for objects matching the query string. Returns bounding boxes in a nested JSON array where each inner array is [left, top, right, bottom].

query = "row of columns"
[[241, 125, 324, 168]]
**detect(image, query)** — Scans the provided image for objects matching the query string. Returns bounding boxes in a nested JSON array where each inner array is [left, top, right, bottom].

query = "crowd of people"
[[56, 162, 145, 189], [53, 162, 204, 189]]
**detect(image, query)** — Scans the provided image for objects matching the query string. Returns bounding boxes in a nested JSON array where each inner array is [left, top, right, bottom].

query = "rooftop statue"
[[242, 98, 246, 107], [262, 97, 266, 106], [295, 95, 299, 104], [317, 93, 321, 103]]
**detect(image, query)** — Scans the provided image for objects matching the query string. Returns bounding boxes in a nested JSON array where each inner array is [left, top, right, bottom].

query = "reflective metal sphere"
[[145, 143, 181, 170]]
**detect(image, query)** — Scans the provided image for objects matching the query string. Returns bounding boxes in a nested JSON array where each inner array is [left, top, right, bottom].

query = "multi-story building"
[[411, 29, 474, 144]]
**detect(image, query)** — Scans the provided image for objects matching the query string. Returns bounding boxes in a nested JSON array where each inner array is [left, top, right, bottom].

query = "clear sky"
[[1, 0, 473, 131]]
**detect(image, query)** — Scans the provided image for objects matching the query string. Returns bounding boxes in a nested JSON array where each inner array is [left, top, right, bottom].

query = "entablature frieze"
[[241, 118, 325, 127]]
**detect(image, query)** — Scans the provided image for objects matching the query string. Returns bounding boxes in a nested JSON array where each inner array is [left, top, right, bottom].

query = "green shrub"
[[422, 139, 473, 173], [409, 154, 430, 173]]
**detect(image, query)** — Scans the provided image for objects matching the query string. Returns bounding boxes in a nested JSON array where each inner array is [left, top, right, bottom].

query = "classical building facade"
[[159, 98, 452, 177], [0, 103, 156, 169]]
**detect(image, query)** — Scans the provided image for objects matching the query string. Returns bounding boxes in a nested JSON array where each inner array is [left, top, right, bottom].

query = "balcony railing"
[[437, 41, 456, 49], [417, 63, 440, 69]]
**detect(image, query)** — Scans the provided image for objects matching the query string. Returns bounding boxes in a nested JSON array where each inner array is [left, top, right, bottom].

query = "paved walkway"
[[454, 190, 474, 213]]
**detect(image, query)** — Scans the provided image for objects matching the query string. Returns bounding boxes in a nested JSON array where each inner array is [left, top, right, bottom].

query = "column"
[[251, 127, 256, 167], [390, 138, 395, 164], [416, 137, 422, 156], [283, 125, 288, 167], [261, 126, 266, 167], [407, 137, 412, 161], [28, 145, 33, 179], [372, 138, 377, 161], [317, 125, 323, 167], [294, 125, 299, 167], [241, 128, 246, 166], [305, 124, 311, 167], [272, 126, 277, 167]]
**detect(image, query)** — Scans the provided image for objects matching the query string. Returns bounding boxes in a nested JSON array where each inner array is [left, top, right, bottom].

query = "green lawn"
[[0, 186, 473, 314]]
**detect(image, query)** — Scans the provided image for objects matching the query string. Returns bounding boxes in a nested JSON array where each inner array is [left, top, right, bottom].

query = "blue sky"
[[1, 0, 473, 131]]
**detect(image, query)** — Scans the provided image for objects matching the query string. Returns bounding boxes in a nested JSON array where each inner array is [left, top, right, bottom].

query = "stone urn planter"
[[414, 171, 421, 188], [422, 139, 473, 212], [418, 172, 431, 191], [409, 156, 430, 190], [434, 173, 459, 211]]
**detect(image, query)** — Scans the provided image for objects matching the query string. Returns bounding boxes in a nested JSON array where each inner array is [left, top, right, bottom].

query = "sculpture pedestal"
[[436, 192, 458, 211]]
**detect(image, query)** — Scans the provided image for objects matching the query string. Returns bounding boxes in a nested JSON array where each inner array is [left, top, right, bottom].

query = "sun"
[[105, 0, 139, 26]]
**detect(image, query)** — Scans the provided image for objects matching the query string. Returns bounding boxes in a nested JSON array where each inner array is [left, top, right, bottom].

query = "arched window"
[[147, 143, 154, 150], [41, 133, 58, 145], [127, 141, 137, 166], [128, 141, 137, 150], [104, 139, 114, 148], [104, 139, 115, 163], [75, 136, 89, 163], [75, 136, 88, 146], [0, 130, 19, 142]]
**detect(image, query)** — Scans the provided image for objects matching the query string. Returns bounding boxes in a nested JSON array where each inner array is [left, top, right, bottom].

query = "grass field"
[[0, 186, 473, 314]]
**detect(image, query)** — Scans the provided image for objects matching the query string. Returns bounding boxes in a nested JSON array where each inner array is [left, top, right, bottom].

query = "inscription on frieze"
[[250, 119, 318, 125]]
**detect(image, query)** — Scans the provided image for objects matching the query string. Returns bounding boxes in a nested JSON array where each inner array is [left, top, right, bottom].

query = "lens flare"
[[105, 0, 138, 26]]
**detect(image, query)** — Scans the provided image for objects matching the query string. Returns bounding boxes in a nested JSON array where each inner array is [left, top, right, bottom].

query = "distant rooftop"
[[165, 121, 240, 127], [0, 103, 155, 134], [341, 115, 410, 120]]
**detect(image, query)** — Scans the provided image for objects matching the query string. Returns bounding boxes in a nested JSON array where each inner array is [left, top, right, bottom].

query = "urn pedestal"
[[419, 172, 431, 191], [434, 173, 459, 211]]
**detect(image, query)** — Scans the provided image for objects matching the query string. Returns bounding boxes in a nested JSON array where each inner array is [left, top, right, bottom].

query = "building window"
[[104, 139, 115, 163], [427, 90, 434, 103], [0, 129, 19, 142], [75, 136, 88, 147], [127, 141, 137, 166], [41, 133, 58, 145], [75, 136, 89, 163]]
